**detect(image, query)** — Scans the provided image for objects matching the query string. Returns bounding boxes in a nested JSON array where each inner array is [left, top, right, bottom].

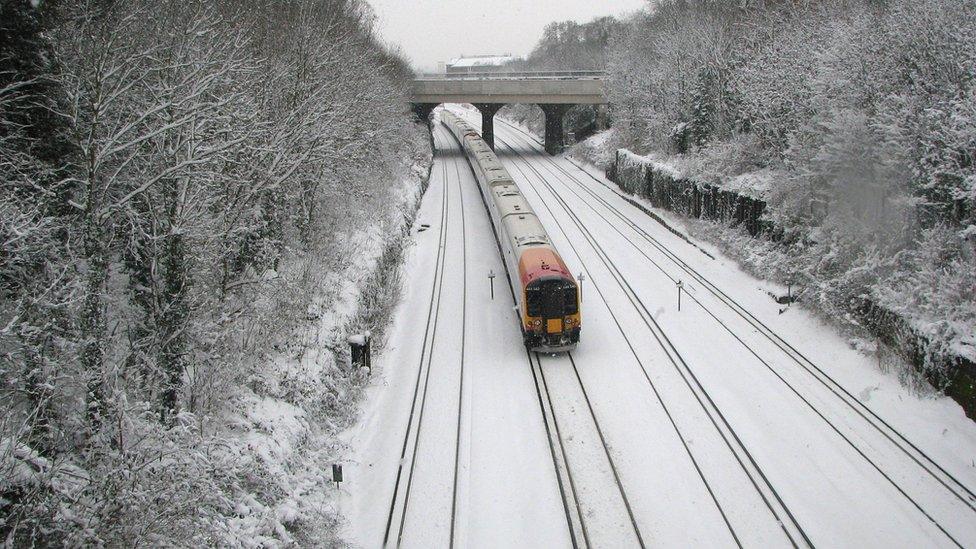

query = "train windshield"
[[526, 279, 578, 317]]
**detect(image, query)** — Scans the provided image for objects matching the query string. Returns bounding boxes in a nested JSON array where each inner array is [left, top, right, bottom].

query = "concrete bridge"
[[410, 71, 608, 154]]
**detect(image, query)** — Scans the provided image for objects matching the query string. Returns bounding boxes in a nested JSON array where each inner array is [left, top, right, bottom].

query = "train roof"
[[502, 212, 550, 250], [483, 165, 509, 181], [488, 175, 516, 189], [493, 186, 536, 219], [467, 138, 491, 152]]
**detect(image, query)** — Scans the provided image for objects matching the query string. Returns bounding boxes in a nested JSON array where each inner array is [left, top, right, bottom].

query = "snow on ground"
[[340, 123, 569, 548], [338, 106, 976, 547], [721, 169, 776, 200], [203, 156, 432, 546], [416, 107, 976, 546]]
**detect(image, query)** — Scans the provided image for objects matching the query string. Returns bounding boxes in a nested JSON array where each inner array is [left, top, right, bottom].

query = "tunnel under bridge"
[[410, 71, 608, 155]]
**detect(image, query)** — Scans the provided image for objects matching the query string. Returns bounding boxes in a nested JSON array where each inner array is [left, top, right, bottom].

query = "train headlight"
[[565, 317, 575, 326], [532, 319, 542, 327]]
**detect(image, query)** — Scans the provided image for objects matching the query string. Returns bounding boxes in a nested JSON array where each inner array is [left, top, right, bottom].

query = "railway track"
[[487, 119, 975, 546], [525, 348, 589, 548], [498, 140, 805, 547], [496, 118, 976, 515], [382, 127, 469, 547], [528, 350, 649, 548], [495, 120, 976, 517], [444, 114, 646, 547], [448, 135, 469, 548], [442, 119, 587, 547]]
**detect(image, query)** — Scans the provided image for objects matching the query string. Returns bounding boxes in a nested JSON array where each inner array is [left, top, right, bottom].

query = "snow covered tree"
[[609, 0, 976, 386], [2, 0, 427, 543]]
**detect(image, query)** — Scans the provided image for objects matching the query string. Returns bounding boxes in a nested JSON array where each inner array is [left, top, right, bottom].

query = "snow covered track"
[[347, 108, 976, 548], [532, 351, 646, 547], [498, 117, 976, 516], [496, 120, 976, 513], [525, 349, 588, 548], [499, 140, 804, 547], [479, 114, 976, 546], [381, 129, 456, 547], [364, 125, 574, 548]]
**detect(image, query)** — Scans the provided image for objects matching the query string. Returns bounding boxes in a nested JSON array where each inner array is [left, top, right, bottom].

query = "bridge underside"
[[410, 77, 606, 155], [412, 93, 604, 105], [413, 102, 580, 155]]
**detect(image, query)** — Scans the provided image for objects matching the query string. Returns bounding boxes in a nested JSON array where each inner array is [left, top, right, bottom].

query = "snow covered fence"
[[609, 150, 771, 237]]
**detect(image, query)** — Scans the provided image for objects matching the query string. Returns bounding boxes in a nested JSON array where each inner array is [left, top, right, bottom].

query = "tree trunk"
[[123, 198, 158, 393], [81, 216, 108, 429], [159, 180, 189, 424]]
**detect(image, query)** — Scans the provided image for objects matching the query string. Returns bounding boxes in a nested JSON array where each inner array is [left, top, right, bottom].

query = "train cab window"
[[562, 284, 579, 314], [526, 280, 578, 318], [526, 286, 542, 317]]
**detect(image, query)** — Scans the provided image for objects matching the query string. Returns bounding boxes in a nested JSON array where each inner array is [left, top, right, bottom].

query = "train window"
[[542, 287, 562, 318], [526, 280, 578, 318], [526, 286, 542, 317], [563, 283, 578, 314]]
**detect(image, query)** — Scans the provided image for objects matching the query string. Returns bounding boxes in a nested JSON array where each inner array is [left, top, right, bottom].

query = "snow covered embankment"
[[216, 149, 434, 545], [602, 144, 976, 419]]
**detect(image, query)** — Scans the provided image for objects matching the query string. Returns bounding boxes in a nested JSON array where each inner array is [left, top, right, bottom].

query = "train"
[[441, 109, 581, 352]]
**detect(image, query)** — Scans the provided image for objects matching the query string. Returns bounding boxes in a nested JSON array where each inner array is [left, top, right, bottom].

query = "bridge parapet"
[[415, 70, 606, 81]]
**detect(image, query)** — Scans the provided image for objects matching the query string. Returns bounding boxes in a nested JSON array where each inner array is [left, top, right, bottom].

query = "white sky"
[[366, 0, 648, 72]]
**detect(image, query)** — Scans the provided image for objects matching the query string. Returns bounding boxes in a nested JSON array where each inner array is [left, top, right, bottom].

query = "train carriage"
[[441, 110, 581, 352]]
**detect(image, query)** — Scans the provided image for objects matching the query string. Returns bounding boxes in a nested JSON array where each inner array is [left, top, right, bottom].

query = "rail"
[[415, 70, 605, 81]]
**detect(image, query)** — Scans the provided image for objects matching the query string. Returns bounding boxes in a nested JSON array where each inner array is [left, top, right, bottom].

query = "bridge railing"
[[414, 70, 606, 81]]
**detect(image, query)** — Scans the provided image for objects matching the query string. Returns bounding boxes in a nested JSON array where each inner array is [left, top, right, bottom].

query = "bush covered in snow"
[[609, 0, 975, 384], [0, 0, 431, 544]]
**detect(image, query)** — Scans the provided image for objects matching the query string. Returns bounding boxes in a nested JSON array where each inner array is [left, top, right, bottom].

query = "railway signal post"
[[488, 269, 496, 300], [578, 272, 586, 302], [332, 463, 343, 488], [677, 279, 684, 311], [348, 332, 372, 373]]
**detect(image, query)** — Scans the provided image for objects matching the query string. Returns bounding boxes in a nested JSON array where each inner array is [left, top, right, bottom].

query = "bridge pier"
[[540, 104, 570, 155], [596, 104, 609, 131], [473, 103, 503, 150]]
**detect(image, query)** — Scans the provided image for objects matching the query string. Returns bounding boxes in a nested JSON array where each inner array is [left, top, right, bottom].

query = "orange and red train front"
[[517, 247, 581, 352]]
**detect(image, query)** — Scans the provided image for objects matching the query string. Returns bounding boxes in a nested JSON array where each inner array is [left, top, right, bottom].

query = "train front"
[[519, 248, 581, 352]]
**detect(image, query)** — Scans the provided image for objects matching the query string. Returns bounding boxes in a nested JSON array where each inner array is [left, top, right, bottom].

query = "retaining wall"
[[608, 149, 770, 236], [852, 296, 976, 418]]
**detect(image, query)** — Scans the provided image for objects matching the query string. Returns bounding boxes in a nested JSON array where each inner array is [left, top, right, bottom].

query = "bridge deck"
[[410, 73, 606, 105]]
